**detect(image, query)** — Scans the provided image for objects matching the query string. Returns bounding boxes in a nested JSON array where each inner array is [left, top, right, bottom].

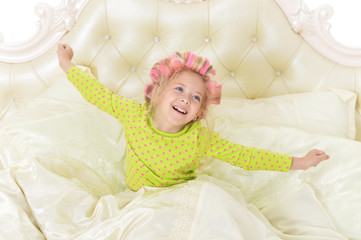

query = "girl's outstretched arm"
[[58, 48, 143, 125], [57, 43, 75, 73], [290, 149, 330, 170]]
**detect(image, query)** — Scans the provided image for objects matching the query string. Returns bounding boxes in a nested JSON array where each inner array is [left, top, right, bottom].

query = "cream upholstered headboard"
[[1, 0, 361, 140]]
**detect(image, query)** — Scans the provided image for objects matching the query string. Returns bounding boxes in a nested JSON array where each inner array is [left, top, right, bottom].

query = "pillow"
[[209, 88, 357, 139]]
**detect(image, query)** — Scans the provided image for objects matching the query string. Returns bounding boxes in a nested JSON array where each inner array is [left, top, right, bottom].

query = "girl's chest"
[[125, 121, 201, 167]]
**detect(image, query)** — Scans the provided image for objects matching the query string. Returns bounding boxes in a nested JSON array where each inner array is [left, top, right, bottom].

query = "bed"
[[0, 0, 360, 239]]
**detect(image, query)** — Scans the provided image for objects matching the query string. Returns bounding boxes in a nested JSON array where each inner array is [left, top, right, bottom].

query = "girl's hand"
[[290, 149, 329, 170], [57, 43, 75, 72]]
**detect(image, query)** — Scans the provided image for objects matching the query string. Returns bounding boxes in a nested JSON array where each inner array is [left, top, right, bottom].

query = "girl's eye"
[[193, 95, 201, 102], [175, 87, 183, 92]]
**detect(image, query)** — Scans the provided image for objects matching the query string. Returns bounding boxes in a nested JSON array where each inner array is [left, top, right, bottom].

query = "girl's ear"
[[144, 83, 154, 100]]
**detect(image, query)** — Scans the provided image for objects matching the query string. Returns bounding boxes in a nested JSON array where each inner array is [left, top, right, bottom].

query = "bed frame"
[[1, 0, 360, 140]]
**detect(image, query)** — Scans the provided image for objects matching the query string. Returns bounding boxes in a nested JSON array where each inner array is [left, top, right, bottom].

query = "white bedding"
[[0, 78, 360, 239]]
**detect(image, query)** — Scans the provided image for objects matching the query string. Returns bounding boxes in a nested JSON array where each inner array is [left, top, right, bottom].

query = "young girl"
[[57, 43, 329, 191]]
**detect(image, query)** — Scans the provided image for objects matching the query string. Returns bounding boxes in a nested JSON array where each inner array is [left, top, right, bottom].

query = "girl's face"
[[152, 70, 206, 133]]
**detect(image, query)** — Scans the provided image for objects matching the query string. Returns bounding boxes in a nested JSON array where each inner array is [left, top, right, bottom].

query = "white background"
[[0, 0, 360, 48]]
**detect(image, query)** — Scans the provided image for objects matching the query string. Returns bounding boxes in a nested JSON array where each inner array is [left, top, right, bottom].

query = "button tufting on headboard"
[[205, 37, 212, 43], [0, 0, 361, 140], [154, 36, 160, 42]]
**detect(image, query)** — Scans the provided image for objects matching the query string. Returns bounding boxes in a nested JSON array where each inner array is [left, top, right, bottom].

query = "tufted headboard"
[[1, 0, 361, 140]]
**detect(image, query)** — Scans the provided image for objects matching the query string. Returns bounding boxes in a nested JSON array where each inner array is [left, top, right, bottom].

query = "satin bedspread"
[[0, 89, 360, 239]]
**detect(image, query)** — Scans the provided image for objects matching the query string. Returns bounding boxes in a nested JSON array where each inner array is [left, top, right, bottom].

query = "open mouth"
[[173, 106, 187, 115]]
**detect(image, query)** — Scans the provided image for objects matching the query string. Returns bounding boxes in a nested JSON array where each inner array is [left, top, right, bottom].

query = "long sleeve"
[[66, 66, 144, 125], [198, 129, 292, 172]]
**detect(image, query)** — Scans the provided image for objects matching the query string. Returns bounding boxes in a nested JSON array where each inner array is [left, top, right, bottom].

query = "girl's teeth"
[[173, 106, 186, 114]]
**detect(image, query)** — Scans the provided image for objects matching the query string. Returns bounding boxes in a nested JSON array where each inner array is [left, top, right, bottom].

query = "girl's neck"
[[152, 116, 185, 134]]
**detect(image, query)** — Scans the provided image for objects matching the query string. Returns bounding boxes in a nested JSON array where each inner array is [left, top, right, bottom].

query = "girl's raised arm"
[[56, 44, 143, 125]]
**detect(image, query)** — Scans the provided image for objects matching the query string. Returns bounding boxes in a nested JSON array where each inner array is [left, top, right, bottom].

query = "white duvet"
[[0, 80, 360, 240]]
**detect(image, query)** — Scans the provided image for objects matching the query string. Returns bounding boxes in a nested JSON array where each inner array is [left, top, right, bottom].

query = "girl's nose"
[[180, 97, 190, 104]]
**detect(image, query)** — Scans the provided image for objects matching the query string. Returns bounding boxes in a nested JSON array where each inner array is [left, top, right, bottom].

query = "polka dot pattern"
[[199, 131, 292, 172], [67, 67, 143, 123], [68, 66, 293, 191]]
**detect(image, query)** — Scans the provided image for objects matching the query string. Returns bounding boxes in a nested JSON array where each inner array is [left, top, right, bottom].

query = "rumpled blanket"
[[0, 90, 360, 239]]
